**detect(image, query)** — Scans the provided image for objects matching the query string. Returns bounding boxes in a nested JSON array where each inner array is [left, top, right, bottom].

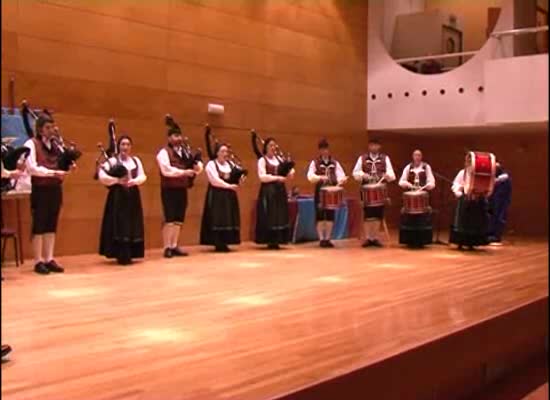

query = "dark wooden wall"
[[1, 0, 369, 256]]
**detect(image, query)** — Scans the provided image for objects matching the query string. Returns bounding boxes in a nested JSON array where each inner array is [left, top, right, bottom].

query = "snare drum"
[[361, 183, 387, 207], [464, 151, 496, 197], [320, 186, 344, 210], [402, 191, 429, 214]]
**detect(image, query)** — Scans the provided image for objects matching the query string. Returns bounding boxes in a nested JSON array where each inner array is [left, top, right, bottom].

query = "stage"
[[1, 238, 548, 400]]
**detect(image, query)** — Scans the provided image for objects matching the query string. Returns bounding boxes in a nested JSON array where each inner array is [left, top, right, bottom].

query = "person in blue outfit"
[[487, 162, 512, 245]]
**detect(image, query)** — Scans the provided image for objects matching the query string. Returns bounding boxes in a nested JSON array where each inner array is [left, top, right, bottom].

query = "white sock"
[[325, 221, 334, 241], [362, 221, 369, 241], [162, 224, 172, 250], [43, 233, 55, 262], [33, 235, 44, 264], [170, 225, 181, 249], [368, 220, 379, 241], [316, 222, 325, 241]]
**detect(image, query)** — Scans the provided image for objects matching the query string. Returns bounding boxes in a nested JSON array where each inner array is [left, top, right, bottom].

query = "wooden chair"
[[1, 227, 20, 267]]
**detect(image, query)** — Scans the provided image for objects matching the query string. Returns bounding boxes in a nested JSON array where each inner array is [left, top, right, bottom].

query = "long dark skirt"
[[200, 185, 241, 246], [399, 212, 433, 247], [99, 185, 145, 263], [255, 182, 290, 245], [449, 196, 489, 246]]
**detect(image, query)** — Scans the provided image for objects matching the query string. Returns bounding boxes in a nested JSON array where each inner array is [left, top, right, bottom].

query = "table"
[[1, 190, 30, 264], [250, 196, 361, 244]]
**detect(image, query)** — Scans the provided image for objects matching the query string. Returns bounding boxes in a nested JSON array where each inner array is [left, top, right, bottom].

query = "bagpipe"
[[205, 124, 247, 185], [93, 119, 128, 180], [250, 129, 295, 177], [165, 114, 202, 188], [1, 138, 29, 192], [21, 100, 82, 171]]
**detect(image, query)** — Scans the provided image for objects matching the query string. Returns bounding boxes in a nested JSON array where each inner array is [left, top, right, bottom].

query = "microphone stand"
[[432, 171, 454, 245]]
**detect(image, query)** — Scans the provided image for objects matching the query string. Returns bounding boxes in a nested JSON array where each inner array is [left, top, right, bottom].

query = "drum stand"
[[432, 171, 453, 246]]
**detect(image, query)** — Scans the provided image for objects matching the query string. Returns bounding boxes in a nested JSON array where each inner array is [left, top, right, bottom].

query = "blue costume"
[[487, 166, 512, 243]]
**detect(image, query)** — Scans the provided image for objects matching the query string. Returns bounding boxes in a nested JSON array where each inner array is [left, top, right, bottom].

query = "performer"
[[2, 276, 11, 360], [157, 116, 203, 258], [1, 344, 11, 360], [98, 135, 147, 265], [487, 162, 512, 245], [200, 143, 241, 252], [352, 138, 396, 247], [307, 138, 347, 247], [254, 138, 295, 249], [449, 159, 489, 250], [24, 113, 74, 274], [398, 149, 436, 247]]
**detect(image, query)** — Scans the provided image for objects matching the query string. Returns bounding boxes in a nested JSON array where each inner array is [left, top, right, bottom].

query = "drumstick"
[[415, 185, 428, 192]]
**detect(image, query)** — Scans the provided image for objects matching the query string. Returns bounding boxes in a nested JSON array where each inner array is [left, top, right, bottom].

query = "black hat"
[[368, 137, 380, 144], [165, 114, 182, 136], [318, 138, 329, 149]]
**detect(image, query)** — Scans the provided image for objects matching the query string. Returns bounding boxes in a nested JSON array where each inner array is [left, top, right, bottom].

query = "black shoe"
[[1, 344, 12, 359], [34, 262, 50, 275], [325, 240, 335, 248], [171, 247, 188, 257], [371, 240, 383, 248], [46, 260, 64, 273], [163, 248, 173, 258], [267, 243, 280, 250], [468, 245, 475, 251], [117, 258, 133, 266], [320, 240, 327, 248], [215, 244, 230, 253], [362, 240, 371, 248]]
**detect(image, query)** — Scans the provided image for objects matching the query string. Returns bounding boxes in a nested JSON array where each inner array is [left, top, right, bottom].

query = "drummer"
[[449, 156, 490, 250], [307, 138, 347, 248], [352, 137, 396, 247], [398, 149, 436, 247]]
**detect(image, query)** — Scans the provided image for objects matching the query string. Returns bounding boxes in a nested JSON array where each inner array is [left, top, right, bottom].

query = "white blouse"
[[24, 138, 57, 177], [257, 156, 295, 183], [306, 159, 346, 184], [98, 156, 147, 187], [398, 163, 436, 190], [205, 160, 234, 189], [352, 153, 396, 182]]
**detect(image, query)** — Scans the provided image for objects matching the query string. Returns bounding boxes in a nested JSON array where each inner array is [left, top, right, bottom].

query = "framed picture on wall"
[[441, 25, 463, 69], [536, 6, 548, 53]]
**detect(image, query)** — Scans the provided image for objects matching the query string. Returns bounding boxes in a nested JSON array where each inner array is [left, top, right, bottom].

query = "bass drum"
[[464, 151, 496, 197]]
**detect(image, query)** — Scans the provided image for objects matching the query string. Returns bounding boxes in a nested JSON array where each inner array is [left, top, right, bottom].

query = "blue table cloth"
[[292, 196, 349, 243], [1, 108, 32, 147]]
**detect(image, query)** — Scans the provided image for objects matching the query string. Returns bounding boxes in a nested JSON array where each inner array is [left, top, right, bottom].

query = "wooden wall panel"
[[1, 0, 368, 256]]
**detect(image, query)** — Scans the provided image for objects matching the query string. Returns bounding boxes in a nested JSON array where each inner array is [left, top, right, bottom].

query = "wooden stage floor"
[[1, 238, 548, 400]]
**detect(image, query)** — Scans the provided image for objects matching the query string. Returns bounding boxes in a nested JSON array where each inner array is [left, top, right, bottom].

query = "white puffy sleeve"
[[452, 170, 465, 198], [384, 156, 396, 182], [24, 139, 56, 177], [352, 156, 364, 182], [425, 164, 436, 190], [257, 158, 279, 183], [399, 164, 412, 189], [206, 161, 233, 189]]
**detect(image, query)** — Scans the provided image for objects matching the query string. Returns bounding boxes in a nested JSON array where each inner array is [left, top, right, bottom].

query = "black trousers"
[[31, 185, 62, 234], [161, 187, 188, 224]]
